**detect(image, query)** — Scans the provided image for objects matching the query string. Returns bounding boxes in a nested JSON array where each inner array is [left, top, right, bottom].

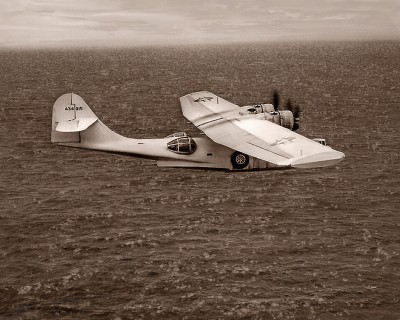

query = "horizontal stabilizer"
[[56, 117, 97, 132]]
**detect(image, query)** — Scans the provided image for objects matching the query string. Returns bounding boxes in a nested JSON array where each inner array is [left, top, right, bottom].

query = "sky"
[[1, 0, 399, 47]]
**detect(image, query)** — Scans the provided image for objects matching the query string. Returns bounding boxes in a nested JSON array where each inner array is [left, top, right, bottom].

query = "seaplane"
[[51, 91, 344, 170]]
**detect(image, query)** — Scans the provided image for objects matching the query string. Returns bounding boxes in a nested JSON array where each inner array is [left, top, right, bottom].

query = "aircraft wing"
[[180, 91, 240, 126], [180, 91, 344, 168]]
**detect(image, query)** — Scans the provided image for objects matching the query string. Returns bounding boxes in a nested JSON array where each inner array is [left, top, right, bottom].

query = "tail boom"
[[51, 93, 186, 160]]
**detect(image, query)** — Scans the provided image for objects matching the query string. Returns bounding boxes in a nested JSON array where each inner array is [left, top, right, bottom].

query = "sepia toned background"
[[1, 0, 399, 47], [1, 0, 400, 319]]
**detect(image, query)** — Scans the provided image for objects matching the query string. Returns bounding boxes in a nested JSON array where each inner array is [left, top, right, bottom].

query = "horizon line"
[[1, 38, 400, 50]]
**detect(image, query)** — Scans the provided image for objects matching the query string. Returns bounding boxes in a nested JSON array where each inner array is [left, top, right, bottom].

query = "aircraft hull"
[[55, 120, 278, 170]]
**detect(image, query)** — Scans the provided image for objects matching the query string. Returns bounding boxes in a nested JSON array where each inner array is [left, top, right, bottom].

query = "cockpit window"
[[313, 138, 327, 146], [167, 137, 197, 155]]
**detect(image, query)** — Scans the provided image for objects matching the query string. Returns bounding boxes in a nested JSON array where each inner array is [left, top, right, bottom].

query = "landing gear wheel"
[[231, 151, 249, 170]]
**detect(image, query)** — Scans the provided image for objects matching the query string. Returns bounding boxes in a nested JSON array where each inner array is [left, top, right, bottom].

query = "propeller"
[[272, 91, 301, 131], [284, 98, 301, 131], [284, 99, 301, 118]]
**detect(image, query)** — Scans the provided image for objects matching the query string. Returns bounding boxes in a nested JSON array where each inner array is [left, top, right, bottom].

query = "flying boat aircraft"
[[51, 91, 344, 170]]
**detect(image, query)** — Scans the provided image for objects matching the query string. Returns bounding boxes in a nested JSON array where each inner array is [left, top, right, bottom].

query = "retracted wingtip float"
[[51, 91, 344, 171]]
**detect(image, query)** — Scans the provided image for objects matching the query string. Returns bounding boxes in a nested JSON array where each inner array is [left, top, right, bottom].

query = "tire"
[[231, 151, 249, 170]]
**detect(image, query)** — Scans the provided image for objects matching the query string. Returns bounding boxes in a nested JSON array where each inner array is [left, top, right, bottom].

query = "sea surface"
[[0, 42, 399, 319]]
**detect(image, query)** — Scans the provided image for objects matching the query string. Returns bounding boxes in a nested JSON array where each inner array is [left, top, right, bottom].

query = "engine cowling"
[[278, 110, 294, 130]]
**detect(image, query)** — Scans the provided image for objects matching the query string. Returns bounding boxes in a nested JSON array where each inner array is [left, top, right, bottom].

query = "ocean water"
[[0, 42, 399, 319]]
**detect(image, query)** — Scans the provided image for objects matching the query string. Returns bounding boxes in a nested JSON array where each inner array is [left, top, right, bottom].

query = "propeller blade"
[[285, 98, 293, 112], [272, 90, 280, 112], [293, 105, 301, 120]]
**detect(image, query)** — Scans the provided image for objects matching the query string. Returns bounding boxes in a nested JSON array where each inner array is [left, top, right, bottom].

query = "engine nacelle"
[[239, 104, 296, 130], [240, 104, 274, 115]]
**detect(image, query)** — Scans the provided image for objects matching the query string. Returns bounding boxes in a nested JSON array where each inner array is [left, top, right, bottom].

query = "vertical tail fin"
[[51, 93, 98, 143]]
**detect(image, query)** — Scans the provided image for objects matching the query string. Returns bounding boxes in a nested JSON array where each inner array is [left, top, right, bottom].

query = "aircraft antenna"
[[70, 92, 77, 120]]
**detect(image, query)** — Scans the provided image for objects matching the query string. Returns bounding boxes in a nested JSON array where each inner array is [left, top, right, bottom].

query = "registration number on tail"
[[64, 105, 83, 111]]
